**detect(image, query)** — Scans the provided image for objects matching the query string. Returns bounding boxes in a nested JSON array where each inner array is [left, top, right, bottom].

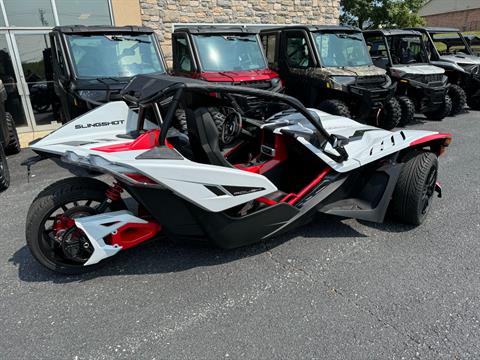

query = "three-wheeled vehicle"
[[48, 25, 167, 123], [25, 75, 451, 274], [407, 27, 480, 110], [364, 29, 454, 123], [259, 25, 401, 129]]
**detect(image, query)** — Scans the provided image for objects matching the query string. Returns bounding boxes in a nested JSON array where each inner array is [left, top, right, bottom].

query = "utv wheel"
[[26, 177, 126, 274], [318, 99, 352, 118], [391, 151, 438, 225], [448, 84, 467, 115], [467, 96, 480, 111], [0, 145, 10, 192], [424, 94, 452, 121], [397, 96, 415, 126], [5, 112, 20, 155], [378, 97, 401, 130]]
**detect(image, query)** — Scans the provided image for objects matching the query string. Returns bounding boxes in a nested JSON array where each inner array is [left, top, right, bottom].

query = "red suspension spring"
[[105, 181, 124, 201]]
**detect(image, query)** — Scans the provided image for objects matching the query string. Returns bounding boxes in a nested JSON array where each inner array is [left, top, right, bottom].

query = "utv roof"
[[406, 27, 460, 33], [364, 29, 421, 36], [174, 25, 259, 34], [52, 25, 155, 34], [260, 25, 360, 33]]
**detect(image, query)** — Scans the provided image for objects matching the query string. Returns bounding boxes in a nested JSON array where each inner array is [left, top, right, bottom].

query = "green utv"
[[260, 25, 401, 130], [0, 80, 21, 192], [364, 29, 453, 124]]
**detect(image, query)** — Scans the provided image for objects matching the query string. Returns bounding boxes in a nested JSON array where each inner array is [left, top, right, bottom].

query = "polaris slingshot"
[[25, 75, 451, 274]]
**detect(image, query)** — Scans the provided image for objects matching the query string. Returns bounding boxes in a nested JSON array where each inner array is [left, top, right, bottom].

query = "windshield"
[[192, 34, 267, 72], [313, 32, 372, 67], [388, 35, 429, 64], [430, 32, 472, 56], [65, 34, 165, 78]]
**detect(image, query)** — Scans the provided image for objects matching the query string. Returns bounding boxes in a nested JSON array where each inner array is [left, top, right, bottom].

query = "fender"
[[409, 132, 452, 156]]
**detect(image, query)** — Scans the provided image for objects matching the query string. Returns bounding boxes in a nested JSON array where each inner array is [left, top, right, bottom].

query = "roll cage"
[[121, 74, 348, 162]]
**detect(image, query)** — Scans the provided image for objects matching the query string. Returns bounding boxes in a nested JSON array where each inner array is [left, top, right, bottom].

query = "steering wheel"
[[220, 108, 242, 145]]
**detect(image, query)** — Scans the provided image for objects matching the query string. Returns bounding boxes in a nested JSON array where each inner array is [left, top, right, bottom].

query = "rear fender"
[[405, 133, 452, 157]]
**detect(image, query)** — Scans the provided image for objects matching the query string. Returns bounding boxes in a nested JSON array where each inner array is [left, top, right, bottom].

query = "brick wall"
[[423, 8, 480, 31], [139, 0, 340, 61]]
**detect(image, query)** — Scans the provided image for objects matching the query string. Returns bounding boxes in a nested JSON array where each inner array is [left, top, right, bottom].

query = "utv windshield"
[[192, 34, 267, 72], [65, 34, 165, 78], [430, 32, 472, 56], [313, 32, 372, 67], [388, 35, 429, 64]]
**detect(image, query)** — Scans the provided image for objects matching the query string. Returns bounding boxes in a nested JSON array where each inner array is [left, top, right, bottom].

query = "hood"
[[199, 69, 279, 83], [439, 54, 480, 66], [390, 64, 444, 76], [318, 65, 386, 77]]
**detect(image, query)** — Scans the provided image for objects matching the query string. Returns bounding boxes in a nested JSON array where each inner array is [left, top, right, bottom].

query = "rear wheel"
[[318, 99, 352, 118], [391, 151, 438, 225], [448, 84, 466, 115], [0, 145, 10, 192], [397, 96, 415, 126], [5, 112, 20, 155], [378, 97, 401, 130], [26, 177, 126, 274], [424, 94, 452, 121]]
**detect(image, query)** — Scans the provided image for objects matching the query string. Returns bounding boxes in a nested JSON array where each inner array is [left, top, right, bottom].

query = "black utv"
[[0, 80, 21, 192], [259, 25, 401, 130], [48, 25, 167, 123], [364, 29, 453, 124], [407, 27, 480, 110]]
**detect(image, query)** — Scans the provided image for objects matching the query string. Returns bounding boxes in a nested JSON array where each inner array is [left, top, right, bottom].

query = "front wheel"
[[0, 145, 10, 192], [424, 94, 452, 121], [397, 96, 415, 126], [378, 97, 401, 130], [391, 151, 438, 225], [5, 112, 21, 155], [448, 84, 466, 115], [318, 99, 352, 118], [26, 177, 125, 274]]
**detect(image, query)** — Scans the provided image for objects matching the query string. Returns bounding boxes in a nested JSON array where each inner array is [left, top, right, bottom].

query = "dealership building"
[[0, 0, 340, 145]]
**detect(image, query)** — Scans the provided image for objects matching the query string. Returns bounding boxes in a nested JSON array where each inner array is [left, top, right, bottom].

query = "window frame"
[[283, 29, 316, 69], [172, 32, 197, 74]]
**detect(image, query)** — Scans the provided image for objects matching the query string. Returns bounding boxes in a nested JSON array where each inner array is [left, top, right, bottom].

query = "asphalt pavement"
[[1, 111, 479, 359]]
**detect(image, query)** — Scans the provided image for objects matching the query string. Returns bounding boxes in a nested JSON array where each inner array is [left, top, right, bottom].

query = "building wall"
[[111, 0, 143, 25], [423, 8, 480, 31], [138, 0, 341, 61]]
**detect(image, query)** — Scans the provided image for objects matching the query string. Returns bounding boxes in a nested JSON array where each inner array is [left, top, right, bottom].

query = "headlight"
[[442, 75, 448, 83], [77, 90, 108, 102], [331, 76, 356, 85], [271, 77, 281, 86]]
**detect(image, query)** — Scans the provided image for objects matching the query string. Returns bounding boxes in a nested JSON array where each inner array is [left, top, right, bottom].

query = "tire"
[[448, 84, 467, 115], [467, 96, 480, 111], [174, 108, 188, 133], [397, 96, 415, 126], [26, 177, 126, 274], [4, 112, 20, 155], [378, 97, 401, 130], [391, 151, 438, 225], [318, 99, 352, 118], [424, 94, 452, 121], [0, 145, 10, 192]]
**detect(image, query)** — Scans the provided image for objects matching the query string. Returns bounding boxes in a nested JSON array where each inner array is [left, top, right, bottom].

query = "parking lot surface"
[[1, 111, 480, 359]]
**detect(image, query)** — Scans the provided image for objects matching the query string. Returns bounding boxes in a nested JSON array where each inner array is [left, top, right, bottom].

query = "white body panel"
[[391, 64, 444, 75], [31, 102, 441, 211]]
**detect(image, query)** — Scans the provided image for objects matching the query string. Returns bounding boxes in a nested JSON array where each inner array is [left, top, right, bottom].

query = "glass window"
[[365, 34, 390, 68], [65, 33, 165, 78], [387, 35, 429, 65], [193, 34, 267, 72], [431, 32, 471, 56], [173, 35, 193, 73], [56, 0, 112, 26], [261, 33, 277, 67], [3, 0, 55, 27], [285, 32, 312, 68], [313, 32, 372, 67]]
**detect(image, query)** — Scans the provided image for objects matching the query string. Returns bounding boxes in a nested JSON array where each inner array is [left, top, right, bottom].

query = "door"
[[0, 30, 61, 133]]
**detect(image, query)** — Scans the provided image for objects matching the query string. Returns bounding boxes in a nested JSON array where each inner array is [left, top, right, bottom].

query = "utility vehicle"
[[172, 25, 283, 145], [407, 27, 480, 110], [25, 75, 451, 274], [259, 25, 401, 130], [364, 29, 453, 123], [48, 25, 167, 123], [0, 80, 21, 192]]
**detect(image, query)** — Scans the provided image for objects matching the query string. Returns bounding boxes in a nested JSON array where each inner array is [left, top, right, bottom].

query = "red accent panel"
[[287, 167, 331, 205], [237, 134, 288, 175], [256, 196, 278, 205], [409, 133, 452, 147], [199, 69, 280, 83], [109, 221, 162, 250], [91, 130, 160, 153]]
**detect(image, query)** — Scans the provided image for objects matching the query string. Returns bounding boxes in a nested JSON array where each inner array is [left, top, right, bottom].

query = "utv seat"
[[186, 107, 232, 168]]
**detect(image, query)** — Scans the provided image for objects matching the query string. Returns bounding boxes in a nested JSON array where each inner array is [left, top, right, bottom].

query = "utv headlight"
[[442, 75, 449, 84], [330, 76, 356, 90], [77, 90, 108, 102]]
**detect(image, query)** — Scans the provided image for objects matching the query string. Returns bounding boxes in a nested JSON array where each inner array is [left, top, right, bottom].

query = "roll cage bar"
[[121, 75, 348, 162]]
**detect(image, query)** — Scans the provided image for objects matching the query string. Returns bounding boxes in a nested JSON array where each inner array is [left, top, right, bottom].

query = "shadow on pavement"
[[9, 213, 411, 284]]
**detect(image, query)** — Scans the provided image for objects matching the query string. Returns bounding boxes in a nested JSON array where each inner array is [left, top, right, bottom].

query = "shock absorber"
[[97, 181, 124, 213]]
